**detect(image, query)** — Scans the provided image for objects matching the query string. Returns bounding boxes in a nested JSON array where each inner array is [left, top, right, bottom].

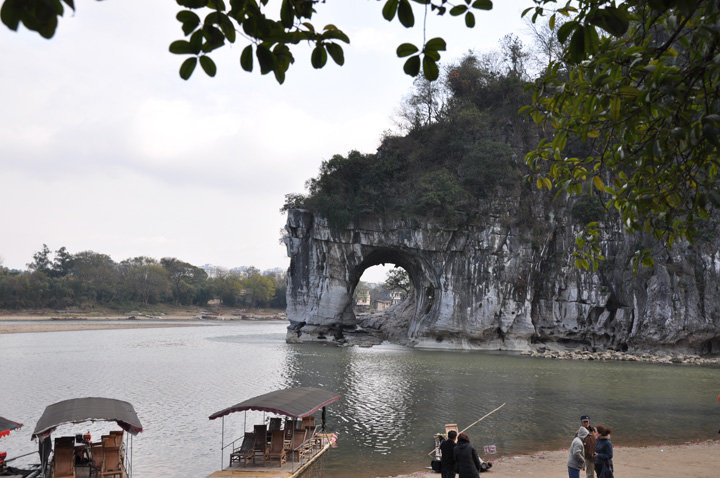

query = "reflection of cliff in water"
[[279, 337, 717, 477], [281, 342, 418, 457]]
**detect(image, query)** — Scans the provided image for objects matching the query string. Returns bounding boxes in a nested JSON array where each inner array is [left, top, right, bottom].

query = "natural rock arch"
[[283, 208, 720, 354], [284, 209, 445, 345]]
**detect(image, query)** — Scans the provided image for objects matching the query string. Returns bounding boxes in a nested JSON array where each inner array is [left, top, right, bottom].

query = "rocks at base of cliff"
[[521, 348, 720, 366], [285, 322, 383, 347]]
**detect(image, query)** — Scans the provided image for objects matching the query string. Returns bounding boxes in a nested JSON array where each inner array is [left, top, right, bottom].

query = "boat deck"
[[209, 434, 334, 478]]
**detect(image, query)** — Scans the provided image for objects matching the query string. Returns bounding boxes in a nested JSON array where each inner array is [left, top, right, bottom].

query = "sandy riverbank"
[[0, 309, 286, 334], [0, 319, 206, 334], [382, 440, 720, 478]]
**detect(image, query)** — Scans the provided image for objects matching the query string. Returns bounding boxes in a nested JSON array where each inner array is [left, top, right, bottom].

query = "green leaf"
[[557, 21, 577, 44], [403, 55, 421, 76], [240, 44, 253, 71], [169, 40, 195, 54], [322, 25, 350, 43], [273, 67, 286, 84], [397, 0, 414, 27], [179, 57, 198, 80], [199, 55, 217, 77], [219, 15, 236, 42], [0, 1, 21, 31], [588, 6, 629, 37], [593, 175, 604, 191], [422, 55, 439, 81], [472, 0, 493, 10], [326, 43, 345, 65], [311, 45, 327, 69], [424, 37, 446, 52], [38, 16, 58, 39], [272, 44, 294, 71], [256, 44, 275, 75], [177, 10, 200, 35], [465, 12, 475, 28], [449, 5, 468, 16], [280, 0, 293, 28], [424, 49, 441, 61], [202, 25, 224, 52], [190, 30, 203, 53], [567, 26, 586, 63], [382, 0, 399, 21], [396, 43, 419, 57], [583, 24, 600, 55], [177, 0, 208, 8], [618, 86, 640, 97]]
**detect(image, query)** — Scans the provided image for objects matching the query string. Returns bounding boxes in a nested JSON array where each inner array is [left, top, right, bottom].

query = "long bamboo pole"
[[427, 402, 506, 456]]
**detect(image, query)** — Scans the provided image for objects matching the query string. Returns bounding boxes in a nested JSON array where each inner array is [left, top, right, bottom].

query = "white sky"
[[0, 0, 530, 283]]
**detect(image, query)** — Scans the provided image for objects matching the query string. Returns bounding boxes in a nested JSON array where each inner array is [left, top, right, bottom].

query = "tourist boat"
[[1, 416, 41, 477], [207, 387, 340, 478], [31, 397, 143, 478]]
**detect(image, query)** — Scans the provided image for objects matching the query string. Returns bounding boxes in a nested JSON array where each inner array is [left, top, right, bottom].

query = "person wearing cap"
[[581, 415, 596, 478]]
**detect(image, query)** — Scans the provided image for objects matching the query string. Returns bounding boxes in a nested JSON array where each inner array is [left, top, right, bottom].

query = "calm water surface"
[[1, 321, 718, 477]]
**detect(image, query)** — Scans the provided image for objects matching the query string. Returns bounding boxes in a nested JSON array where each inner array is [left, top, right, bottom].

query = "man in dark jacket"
[[439, 430, 457, 478], [581, 415, 596, 478]]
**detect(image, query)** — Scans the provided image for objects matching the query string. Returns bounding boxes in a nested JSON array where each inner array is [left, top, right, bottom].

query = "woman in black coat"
[[594, 425, 614, 478], [453, 432, 482, 478]]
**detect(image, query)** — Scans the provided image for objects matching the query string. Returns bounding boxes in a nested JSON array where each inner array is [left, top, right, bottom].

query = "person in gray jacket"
[[567, 426, 589, 478]]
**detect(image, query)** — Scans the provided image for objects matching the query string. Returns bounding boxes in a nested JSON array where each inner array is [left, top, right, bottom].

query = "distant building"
[[374, 299, 392, 311], [354, 289, 370, 313]]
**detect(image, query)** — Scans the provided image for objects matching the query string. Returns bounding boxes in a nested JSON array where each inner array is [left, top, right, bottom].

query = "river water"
[[1, 321, 718, 477]]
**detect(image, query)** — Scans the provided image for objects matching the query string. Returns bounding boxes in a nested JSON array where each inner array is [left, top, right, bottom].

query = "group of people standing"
[[568, 415, 614, 478], [439, 430, 491, 478]]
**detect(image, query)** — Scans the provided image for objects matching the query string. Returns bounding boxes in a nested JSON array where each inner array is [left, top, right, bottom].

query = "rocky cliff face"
[[283, 200, 720, 355]]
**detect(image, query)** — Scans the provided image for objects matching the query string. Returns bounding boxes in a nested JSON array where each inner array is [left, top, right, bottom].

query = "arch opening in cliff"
[[347, 248, 438, 345]]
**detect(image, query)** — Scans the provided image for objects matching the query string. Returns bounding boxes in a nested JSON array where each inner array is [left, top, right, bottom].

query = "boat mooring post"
[[129, 434, 134, 478]]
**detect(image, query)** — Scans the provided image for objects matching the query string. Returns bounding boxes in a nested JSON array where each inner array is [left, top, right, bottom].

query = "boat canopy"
[[32, 397, 143, 439], [209, 387, 340, 420], [0, 416, 22, 438]]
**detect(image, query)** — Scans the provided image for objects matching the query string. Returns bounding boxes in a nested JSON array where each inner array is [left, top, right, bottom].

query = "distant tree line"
[[0, 245, 286, 310]]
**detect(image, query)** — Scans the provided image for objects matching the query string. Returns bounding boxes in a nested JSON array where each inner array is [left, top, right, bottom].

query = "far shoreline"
[[0, 308, 288, 334], [381, 439, 720, 478]]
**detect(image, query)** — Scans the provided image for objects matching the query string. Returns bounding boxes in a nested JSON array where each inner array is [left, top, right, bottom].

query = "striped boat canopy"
[[0, 416, 22, 438]]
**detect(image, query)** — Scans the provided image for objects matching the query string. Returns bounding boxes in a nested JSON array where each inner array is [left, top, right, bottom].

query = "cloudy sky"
[[0, 1, 529, 281]]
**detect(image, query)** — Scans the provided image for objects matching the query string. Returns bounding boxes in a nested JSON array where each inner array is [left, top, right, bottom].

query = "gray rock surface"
[[283, 206, 720, 355]]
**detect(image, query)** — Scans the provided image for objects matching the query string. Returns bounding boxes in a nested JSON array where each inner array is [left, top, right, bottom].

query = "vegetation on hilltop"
[[283, 42, 539, 229], [0, 245, 287, 310]]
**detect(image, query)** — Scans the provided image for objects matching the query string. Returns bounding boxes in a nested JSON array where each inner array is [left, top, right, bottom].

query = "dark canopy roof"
[[0, 416, 22, 438], [32, 397, 143, 439], [209, 387, 340, 420]]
